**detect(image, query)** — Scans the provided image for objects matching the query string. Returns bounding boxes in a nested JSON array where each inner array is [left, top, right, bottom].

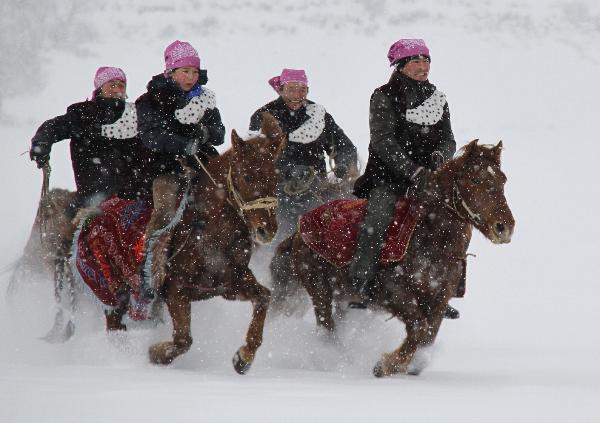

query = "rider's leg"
[[141, 174, 180, 297], [348, 185, 399, 297]]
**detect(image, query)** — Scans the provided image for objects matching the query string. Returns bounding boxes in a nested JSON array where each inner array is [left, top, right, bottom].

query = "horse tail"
[[269, 234, 309, 317]]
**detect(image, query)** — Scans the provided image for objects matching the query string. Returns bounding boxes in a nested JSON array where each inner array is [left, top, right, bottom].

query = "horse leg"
[[269, 236, 305, 316], [105, 289, 129, 331], [148, 284, 193, 365], [41, 241, 76, 343], [373, 318, 430, 377], [232, 269, 271, 375], [405, 317, 445, 376], [405, 301, 450, 375], [302, 261, 335, 333]]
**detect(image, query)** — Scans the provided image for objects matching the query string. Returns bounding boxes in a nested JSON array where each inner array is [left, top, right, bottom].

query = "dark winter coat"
[[135, 73, 225, 177], [354, 71, 456, 199], [30, 97, 150, 203], [249, 97, 357, 180]]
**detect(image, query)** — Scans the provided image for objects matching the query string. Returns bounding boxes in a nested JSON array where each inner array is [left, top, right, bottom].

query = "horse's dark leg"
[[269, 236, 305, 316], [149, 283, 192, 365], [41, 240, 76, 343], [232, 269, 271, 375], [300, 256, 335, 333], [105, 289, 129, 331]]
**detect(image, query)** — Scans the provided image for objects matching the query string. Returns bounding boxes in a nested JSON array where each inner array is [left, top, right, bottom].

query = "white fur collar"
[[288, 103, 326, 144], [101, 102, 138, 139], [174, 88, 216, 124], [405, 90, 447, 126]]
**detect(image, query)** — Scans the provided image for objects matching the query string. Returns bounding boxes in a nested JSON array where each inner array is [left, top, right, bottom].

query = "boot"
[[444, 304, 460, 319]]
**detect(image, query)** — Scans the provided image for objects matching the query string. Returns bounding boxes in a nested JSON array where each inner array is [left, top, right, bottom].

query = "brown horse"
[[79, 113, 285, 374], [271, 140, 514, 377], [8, 188, 78, 287]]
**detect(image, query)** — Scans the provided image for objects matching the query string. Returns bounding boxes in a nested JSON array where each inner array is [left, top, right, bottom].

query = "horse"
[[7, 188, 78, 288], [270, 140, 515, 377], [66, 113, 286, 374]]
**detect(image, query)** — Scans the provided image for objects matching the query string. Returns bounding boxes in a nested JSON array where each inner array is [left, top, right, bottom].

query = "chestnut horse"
[[271, 140, 514, 377], [58, 113, 285, 373], [147, 114, 284, 372]]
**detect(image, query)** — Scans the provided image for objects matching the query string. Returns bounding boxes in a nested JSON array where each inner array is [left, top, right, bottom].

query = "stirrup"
[[138, 265, 155, 301]]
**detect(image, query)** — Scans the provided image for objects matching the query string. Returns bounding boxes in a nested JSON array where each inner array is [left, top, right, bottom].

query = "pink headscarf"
[[387, 39, 430, 66], [268, 68, 308, 93], [164, 40, 201, 73], [92, 66, 126, 98]]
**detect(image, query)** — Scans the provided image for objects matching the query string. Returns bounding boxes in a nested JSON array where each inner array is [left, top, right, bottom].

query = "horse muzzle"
[[251, 224, 276, 245], [489, 220, 514, 244]]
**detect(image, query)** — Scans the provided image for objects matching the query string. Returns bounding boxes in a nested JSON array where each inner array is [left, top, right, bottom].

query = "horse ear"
[[231, 129, 244, 159], [463, 139, 479, 157], [493, 140, 504, 163], [261, 112, 284, 141], [261, 112, 287, 157]]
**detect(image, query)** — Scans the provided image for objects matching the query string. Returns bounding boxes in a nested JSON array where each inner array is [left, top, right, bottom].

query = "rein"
[[37, 164, 51, 245], [442, 179, 482, 226]]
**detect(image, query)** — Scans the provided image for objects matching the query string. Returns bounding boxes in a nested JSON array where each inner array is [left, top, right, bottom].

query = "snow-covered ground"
[[1, 1, 599, 422]]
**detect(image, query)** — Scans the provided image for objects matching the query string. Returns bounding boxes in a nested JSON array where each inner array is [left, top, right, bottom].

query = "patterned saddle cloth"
[[74, 196, 152, 320], [298, 198, 419, 268]]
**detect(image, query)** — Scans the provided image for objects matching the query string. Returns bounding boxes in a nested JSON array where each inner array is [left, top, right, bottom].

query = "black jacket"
[[30, 97, 150, 202], [354, 71, 456, 199], [135, 73, 225, 177], [249, 97, 357, 180]]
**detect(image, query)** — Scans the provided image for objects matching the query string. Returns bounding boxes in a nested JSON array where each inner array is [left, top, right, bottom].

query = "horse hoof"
[[149, 342, 176, 365], [232, 350, 252, 375], [373, 360, 385, 378]]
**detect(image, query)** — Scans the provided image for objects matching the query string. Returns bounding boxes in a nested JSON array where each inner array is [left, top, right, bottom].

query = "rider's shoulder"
[[66, 100, 97, 117]]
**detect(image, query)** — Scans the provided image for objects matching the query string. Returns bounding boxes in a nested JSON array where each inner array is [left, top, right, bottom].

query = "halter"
[[442, 179, 482, 226], [192, 154, 278, 221], [227, 166, 278, 219]]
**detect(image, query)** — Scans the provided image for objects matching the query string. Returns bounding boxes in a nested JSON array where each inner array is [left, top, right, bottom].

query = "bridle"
[[192, 154, 278, 220], [168, 155, 278, 263], [442, 178, 482, 227], [226, 166, 278, 220]]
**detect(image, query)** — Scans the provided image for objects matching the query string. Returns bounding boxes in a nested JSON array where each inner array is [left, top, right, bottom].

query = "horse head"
[[229, 112, 286, 244], [437, 139, 515, 244]]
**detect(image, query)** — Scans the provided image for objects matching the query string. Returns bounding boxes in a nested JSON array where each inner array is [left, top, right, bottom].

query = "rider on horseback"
[[29, 66, 149, 207], [135, 40, 225, 298], [249, 68, 359, 242], [350, 39, 461, 318]]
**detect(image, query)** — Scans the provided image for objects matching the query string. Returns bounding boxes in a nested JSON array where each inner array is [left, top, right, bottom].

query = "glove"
[[30, 143, 51, 169], [283, 165, 316, 195], [333, 164, 348, 179], [288, 165, 314, 182], [184, 127, 209, 155], [431, 151, 445, 171], [406, 166, 431, 200]]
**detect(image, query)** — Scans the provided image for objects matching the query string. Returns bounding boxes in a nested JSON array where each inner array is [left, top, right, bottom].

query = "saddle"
[[298, 198, 419, 268]]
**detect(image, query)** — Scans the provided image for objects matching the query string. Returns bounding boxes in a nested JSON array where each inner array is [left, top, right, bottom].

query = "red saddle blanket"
[[74, 197, 152, 320], [299, 198, 419, 268]]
